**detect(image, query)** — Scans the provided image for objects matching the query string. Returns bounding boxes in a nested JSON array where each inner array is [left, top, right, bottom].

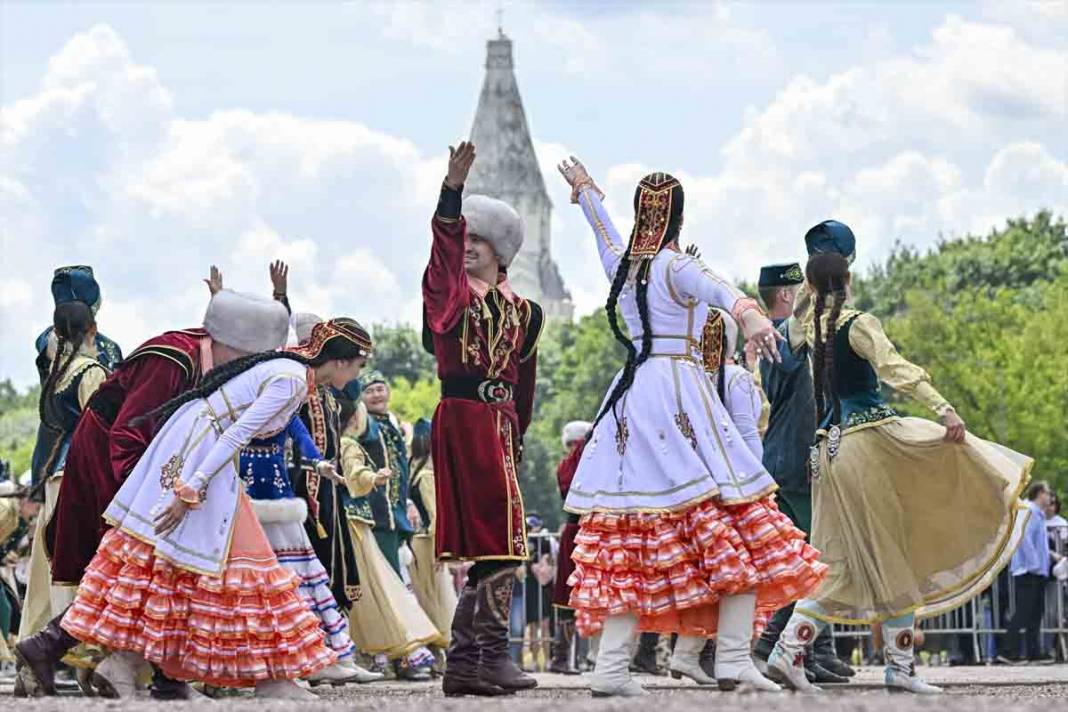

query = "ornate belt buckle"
[[477, 380, 512, 404], [827, 424, 842, 460]]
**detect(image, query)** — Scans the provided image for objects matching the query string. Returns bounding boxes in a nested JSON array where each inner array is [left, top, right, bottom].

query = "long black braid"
[[591, 250, 637, 430], [716, 333, 728, 404], [38, 302, 95, 432], [806, 253, 850, 424]]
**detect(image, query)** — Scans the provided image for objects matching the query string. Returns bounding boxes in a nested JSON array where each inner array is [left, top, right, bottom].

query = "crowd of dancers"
[[7, 140, 1034, 699]]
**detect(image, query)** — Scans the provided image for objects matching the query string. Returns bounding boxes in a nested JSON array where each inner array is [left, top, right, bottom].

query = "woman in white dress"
[[556, 159, 827, 697], [61, 299, 371, 700]]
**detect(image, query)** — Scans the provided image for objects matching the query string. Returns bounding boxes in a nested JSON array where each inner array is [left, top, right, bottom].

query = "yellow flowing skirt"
[[805, 417, 1032, 624]]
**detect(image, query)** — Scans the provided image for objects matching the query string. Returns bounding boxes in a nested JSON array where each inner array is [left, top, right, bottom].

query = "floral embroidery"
[[160, 454, 184, 491], [674, 411, 698, 450], [844, 404, 899, 429]]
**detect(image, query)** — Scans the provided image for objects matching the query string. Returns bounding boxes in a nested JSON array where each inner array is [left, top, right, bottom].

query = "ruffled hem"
[[63, 528, 336, 686], [568, 496, 827, 637]]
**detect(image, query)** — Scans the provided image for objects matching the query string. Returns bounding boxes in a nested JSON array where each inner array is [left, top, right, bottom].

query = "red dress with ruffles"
[[63, 493, 334, 686]]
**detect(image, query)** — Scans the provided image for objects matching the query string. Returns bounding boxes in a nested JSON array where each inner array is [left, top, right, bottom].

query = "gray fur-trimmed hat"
[[464, 194, 523, 269], [203, 289, 289, 354], [561, 420, 592, 448]]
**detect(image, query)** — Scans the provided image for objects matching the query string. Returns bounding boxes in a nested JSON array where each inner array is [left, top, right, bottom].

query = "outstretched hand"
[[204, 265, 223, 296], [745, 322, 785, 364], [270, 260, 289, 296], [445, 141, 476, 190], [941, 408, 966, 443], [557, 156, 603, 203]]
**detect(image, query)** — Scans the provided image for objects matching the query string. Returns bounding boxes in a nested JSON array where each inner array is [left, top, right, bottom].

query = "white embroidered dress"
[[104, 358, 309, 575], [564, 188, 778, 514]]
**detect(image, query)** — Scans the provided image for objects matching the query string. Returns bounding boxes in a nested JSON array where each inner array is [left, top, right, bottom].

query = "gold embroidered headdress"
[[628, 172, 684, 281], [291, 318, 374, 360]]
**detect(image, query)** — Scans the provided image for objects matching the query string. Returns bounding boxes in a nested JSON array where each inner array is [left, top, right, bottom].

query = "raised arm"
[[423, 142, 476, 335], [558, 157, 624, 280]]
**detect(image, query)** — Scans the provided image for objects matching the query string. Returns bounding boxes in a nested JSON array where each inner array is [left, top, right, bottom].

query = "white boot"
[[255, 679, 319, 700], [91, 651, 142, 699], [669, 636, 716, 685], [766, 607, 824, 693], [883, 617, 941, 695], [337, 658, 384, 683], [715, 594, 781, 692], [589, 614, 644, 697], [307, 661, 362, 685]]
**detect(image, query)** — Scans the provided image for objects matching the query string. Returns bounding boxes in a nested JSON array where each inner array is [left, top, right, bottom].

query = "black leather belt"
[[441, 377, 515, 404]]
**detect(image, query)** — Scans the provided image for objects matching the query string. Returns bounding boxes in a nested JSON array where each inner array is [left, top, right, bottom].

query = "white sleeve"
[[576, 186, 625, 281], [185, 373, 307, 493], [667, 255, 745, 312], [727, 369, 764, 461]]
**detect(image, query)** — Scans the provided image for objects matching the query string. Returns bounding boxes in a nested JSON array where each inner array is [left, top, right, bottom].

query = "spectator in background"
[[524, 513, 554, 671], [1046, 493, 1067, 534], [997, 482, 1061, 663]]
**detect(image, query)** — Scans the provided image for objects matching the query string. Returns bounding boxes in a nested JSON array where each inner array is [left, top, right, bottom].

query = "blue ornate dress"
[[241, 415, 357, 662]]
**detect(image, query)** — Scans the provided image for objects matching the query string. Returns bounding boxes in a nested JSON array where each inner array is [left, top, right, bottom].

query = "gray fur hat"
[[293, 312, 323, 345], [464, 194, 523, 269], [203, 289, 289, 354]]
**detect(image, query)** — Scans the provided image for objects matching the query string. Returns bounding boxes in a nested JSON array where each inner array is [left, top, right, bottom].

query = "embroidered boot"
[[475, 568, 537, 691], [443, 584, 510, 696], [883, 615, 941, 695], [766, 605, 826, 693]]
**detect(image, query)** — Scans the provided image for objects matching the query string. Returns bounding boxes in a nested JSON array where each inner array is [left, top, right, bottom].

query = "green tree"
[[369, 323, 437, 384]]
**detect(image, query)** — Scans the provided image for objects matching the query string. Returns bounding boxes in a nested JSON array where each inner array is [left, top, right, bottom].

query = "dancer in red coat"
[[422, 142, 542, 696]]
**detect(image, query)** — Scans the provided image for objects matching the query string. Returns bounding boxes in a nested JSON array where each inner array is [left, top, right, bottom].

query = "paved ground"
[[4, 665, 1067, 709]]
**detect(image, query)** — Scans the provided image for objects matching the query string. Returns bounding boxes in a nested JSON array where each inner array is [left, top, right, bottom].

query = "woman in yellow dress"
[[337, 399, 444, 676], [767, 252, 1032, 694]]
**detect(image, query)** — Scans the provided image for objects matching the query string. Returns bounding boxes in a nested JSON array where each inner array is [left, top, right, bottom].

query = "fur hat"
[[464, 194, 523, 269], [293, 312, 323, 345], [203, 289, 289, 354], [561, 420, 592, 448]]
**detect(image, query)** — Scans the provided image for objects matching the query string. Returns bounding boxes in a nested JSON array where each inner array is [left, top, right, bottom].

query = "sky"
[[2, 0, 1066, 387]]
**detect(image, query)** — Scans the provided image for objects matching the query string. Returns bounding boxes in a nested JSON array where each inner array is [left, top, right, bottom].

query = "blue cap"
[[51, 265, 102, 314], [804, 221, 856, 263]]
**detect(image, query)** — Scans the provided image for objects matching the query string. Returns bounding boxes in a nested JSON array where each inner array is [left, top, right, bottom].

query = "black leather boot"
[[631, 632, 662, 675], [13, 610, 78, 697], [549, 618, 581, 675], [474, 567, 537, 691], [443, 585, 510, 697]]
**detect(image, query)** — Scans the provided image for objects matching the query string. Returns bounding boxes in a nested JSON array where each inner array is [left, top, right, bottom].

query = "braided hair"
[[591, 177, 685, 431], [806, 253, 850, 424], [39, 302, 95, 432]]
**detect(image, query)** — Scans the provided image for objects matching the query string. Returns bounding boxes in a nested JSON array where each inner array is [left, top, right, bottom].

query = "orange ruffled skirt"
[[62, 494, 335, 687], [568, 496, 827, 638]]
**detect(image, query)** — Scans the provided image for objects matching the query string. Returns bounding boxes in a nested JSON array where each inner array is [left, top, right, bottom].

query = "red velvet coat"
[[423, 186, 542, 561], [553, 440, 586, 607], [47, 329, 207, 585]]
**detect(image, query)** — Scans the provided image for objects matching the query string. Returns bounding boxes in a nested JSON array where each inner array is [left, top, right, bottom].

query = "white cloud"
[[2, 12, 1065, 387]]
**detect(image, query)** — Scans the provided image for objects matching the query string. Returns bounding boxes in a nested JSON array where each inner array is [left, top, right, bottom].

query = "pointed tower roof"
[[466, 31, 550, 202]]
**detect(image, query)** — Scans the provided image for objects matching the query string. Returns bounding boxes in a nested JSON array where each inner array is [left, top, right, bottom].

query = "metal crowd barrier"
[[502, 527, 1068, 669]]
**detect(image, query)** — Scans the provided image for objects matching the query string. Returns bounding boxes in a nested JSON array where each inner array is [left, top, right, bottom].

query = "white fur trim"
[[203, 289, 289, 354], [250, 497, 308, 524], [464, 194, 523, 268]]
